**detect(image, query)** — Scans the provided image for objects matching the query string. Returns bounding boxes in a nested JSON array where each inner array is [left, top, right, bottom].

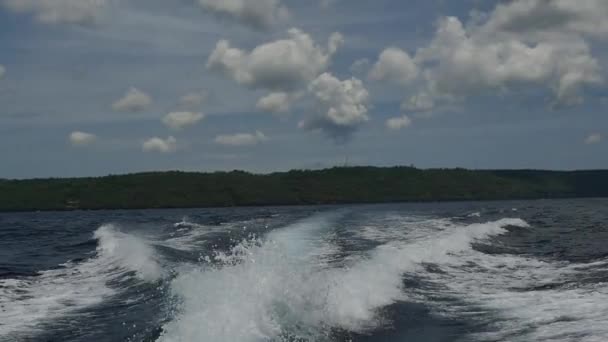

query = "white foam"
[[0, 259, 116, 338], [157, 215, 527, 342], [163, 218, 272, 252], [317, 218, 529, 331], [0, 224, 162, 339], [157, 212, 341, 342], [350, 216, 608, 342], [161, 220, 217, 251], [94, 224, 163, 282], [412, 239, 608, 341]]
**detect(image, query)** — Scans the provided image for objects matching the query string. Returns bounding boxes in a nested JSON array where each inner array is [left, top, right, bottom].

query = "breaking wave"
[[410, 236, 608, 341], [157, 215, 529, 342], [94, 224, 163, 282], [5, 207, 607, 342], [0, 224, 161, 339]]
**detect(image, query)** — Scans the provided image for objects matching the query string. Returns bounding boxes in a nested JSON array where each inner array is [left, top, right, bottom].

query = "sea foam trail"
[[157, 215, 527, 342], [317, 218, 530, 331], [353, 215, 608, 342], [157, 212, 341, 342], [161, 217, 270, 252], [411, 234, 608, 341], [0, 224, 161, 339]]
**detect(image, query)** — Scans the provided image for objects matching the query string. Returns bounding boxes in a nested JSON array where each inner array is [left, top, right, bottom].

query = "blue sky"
[[0, 0, 607, 178]]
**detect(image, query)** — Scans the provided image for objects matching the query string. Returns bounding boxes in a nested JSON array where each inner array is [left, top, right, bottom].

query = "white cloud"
[[3, 0, 108, 25], [350, 58, 370, 75], [0, 65, 5, 79], [142, 136, 177, 153], [214, 131, 268, 147], [197, 0, 288, 30], [386, 115, 411, 130], [483, 0, 608, 38], [585, 133, 602, 145], [162, 111, 204, 130], [369, 1, 607, 112], [301, 72, 370, 140], [69, 131, 97, 147], [414, 14, 602, 106], [112, 87, 152, 113], [178, 91, 208, 109], [207, 28, 343, 92], [369, 47, 418, 85], [256, 92, 291, 114], [401, 91, 434, 112]]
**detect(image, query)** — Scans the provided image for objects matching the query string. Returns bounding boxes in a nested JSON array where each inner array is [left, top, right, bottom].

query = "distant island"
[[1, 167, 608, 212]]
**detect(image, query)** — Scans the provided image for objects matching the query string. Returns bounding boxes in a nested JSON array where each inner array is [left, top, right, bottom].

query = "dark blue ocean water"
[[1, 199, 608, 342]]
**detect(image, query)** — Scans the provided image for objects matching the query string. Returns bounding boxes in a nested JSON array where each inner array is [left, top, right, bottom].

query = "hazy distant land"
[[1, 167, 607, 212]]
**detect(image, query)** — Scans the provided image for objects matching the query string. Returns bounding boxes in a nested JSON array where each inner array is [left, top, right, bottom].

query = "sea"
[[1, 198, 608, 342]]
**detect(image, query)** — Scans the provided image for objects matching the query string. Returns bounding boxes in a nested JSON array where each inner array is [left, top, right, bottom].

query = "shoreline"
[[2, 167, 608, 213]]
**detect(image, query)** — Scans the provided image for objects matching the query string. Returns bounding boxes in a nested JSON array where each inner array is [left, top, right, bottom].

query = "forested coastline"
[[1, 167, 607, 212]]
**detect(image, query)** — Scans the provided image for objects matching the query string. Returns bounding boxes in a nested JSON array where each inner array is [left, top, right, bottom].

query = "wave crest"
[[94, 224, 163, 282], [157, 215, 528, 342], [0, 224, 162, 339]]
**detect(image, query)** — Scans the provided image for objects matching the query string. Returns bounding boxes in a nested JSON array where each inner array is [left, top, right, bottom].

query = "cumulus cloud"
[[112, 87, 152, 113], [162, 111, 204, 130], [301, 72, 370, 140], [207, 28, 343, 92], [483, 0, 608, 38], [369, 47, 418, 85], [2, 0, 108, 25], [142, 136, 177, 153], [585, 133, 602, 145], [214, 131, 268, 147], [386, 115, 411, 130], [69, 131, 96, 147], [256, 92, 291, 114], [0, 65, 5, 79], [372, 1, 607, 113], [197, 0, 288, 30], [178, 91, 209, 109], [413, 13, 602, 107]]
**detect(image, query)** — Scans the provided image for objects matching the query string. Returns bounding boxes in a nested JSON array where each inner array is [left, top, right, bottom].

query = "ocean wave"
[[94, 224, 163, 282], [157, 212, 342, 342], [315, 218, 530, 331], [404, 221, 608, 341], [156, 215, 527, 342], [162, 217, 274, 252], [0, 224, 162, 339]]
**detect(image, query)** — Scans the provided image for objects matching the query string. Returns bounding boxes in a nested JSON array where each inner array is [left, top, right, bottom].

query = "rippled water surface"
[[2, 199, 608, 342]]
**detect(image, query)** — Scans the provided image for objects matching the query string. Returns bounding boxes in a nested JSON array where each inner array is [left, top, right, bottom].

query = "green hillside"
[[1, 167, 607, 211]]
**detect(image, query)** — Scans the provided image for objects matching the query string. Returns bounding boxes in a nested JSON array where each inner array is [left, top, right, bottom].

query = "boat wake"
[[156, 215, 533, 342], [0, 224, 161, 339], [4, 207, 608, 342]]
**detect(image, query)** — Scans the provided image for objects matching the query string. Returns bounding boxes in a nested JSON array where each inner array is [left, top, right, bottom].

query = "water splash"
[[157, 215, 528, 342], [0, 224, 162, 339]]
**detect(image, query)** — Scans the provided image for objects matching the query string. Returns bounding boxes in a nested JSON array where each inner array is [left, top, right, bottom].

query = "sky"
[[0, 0, 607, 179]]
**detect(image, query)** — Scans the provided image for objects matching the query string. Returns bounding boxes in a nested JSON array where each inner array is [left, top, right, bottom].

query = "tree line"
[[1, 167, 607, 211]]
